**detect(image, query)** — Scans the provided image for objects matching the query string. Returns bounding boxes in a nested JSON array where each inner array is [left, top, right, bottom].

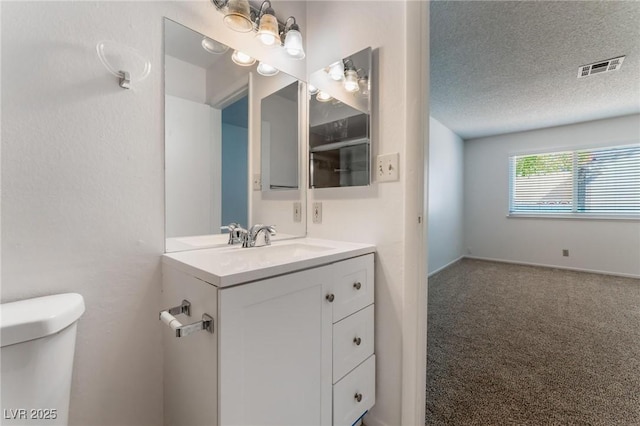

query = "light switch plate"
[[293, 202, 302, 223], [312, 202, 322, 224], [377, 153, 399, 182], [252, 174, 262, 191]]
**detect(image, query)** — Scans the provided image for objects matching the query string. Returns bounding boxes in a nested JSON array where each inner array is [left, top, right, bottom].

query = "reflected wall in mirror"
[[261, 82, 299, 191], [164, 19, 305, 253], [308, 47, 372, 188]]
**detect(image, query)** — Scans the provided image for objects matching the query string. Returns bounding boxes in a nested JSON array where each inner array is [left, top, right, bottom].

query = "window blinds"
[[509, 144, 640, 216]]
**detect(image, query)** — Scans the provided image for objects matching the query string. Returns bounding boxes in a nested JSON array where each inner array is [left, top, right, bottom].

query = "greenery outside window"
[[509, 144, 640, 218]]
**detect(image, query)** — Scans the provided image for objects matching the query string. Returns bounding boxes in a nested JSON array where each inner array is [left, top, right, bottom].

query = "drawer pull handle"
[[353, 281, 362, 290], [326, 293, 335, 303], [353, 337, 362, 346], [354, 393, 363, 403]]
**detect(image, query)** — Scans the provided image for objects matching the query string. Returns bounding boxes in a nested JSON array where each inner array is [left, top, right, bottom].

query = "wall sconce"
[[282, 17, 305, 60], [231, 50, 256, 66], [212, 0, 254, 32], [257, 61, 279, 76]]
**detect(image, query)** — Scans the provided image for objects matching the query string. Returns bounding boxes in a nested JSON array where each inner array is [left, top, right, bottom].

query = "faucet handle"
[[221, 222, 246, 245]]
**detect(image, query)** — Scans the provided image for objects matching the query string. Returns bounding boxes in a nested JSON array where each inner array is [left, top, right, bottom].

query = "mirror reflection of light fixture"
[[327, 60, 345, 81], [255, 1, 281, 47], [358, 76, 370, 95], [282, 16, 305, 60], [316, 91, 333, 102], [257, 61, 279, 76], [308, 84, 319, 95], [344, 69, 359, 92], [211, 0, 254, 33], [201, 37, 229, 54], [231, 50, 256, 66]]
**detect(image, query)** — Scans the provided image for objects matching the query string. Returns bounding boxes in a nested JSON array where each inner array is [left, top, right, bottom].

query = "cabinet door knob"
[[353, 337, 362, 346], [353, 281, 362, 290], [354, 393, 363, 403], [326, 293, 335, 303]]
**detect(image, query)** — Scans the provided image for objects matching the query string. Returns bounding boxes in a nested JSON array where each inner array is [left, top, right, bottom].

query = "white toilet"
[[1, 293, 85, 425]]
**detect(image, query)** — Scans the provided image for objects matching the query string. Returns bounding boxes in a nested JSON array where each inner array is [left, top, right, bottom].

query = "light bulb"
[[201, 37, 229, 55], [284, 29, 305, 59], [231, 50, 256, 66], [316, 91, 332, 102], [256, 13, 281, 47], [328, 61, 344, 81], [257, 62, 279, 77], [344, 70, 359, 92], [223, 0, 253, 33], [308, 84, 319, 95]]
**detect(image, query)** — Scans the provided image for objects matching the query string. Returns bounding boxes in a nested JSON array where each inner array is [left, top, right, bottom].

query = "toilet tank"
[[1, 293, 85, 425]]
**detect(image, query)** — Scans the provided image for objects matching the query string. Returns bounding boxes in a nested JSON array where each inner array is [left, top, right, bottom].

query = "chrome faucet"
[[242, 224, 277, 248], [221, 223, 247, 245]]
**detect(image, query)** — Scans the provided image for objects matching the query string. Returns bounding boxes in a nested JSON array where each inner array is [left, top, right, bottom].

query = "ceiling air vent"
[[577, 56, 625, 78]]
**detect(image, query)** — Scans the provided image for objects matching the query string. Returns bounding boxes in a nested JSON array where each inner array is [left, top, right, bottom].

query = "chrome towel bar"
[[159, 299, 214, 338]]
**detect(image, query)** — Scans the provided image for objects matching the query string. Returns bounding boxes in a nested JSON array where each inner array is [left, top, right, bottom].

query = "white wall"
[[428, 117, 464, 274], [464, 114, 640, 277], [165, 55, 206, 103], [1, 1, 305, 425], [165, 95, 220, 238], [305, 2, 427, 425]]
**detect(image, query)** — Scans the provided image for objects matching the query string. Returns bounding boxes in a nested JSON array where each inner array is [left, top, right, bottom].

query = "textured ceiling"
[[430, 1, 640, 140]]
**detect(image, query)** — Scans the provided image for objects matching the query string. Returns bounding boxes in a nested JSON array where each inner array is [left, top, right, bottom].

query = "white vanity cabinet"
[[161, 248, 375, 426]]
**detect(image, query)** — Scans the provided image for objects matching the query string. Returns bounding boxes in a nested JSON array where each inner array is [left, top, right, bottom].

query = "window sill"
[[507, 213, 640, 221]]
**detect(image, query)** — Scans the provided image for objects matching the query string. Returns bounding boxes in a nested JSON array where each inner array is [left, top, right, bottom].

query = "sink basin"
[[162, 238, 375, 287]]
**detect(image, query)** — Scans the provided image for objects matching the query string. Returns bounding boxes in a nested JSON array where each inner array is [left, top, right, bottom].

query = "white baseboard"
[[428, 255, 464, 277], [463, 255, 640, 279]]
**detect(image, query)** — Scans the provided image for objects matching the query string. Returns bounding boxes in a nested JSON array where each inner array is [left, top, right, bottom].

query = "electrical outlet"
[[293, 202, 302, 223], [376, 152, 399, 182], [252, 174, 262, 191], [312, 202, 322, 224], [562, 249, 569, 257]]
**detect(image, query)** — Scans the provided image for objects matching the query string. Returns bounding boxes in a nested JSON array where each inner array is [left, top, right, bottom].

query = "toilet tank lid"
[[1, 293, 85, 347]]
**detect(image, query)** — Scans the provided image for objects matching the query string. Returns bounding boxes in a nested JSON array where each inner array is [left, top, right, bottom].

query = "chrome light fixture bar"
[[211, 0, 305, 60]]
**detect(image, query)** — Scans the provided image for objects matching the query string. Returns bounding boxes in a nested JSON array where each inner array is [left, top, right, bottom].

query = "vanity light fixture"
[[212, 0, 254, 33], [257, 61, 279, 76], [316, 91, 333, 102], [308, 84, 319, 95], [231, 50, 256, 66], [282, 17, 305, 60], [255, 1, 281, 47], [201, 37, 229, 54]]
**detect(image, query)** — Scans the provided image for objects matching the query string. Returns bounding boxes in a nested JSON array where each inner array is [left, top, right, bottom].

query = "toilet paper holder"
[[159, 299, 214, 338]]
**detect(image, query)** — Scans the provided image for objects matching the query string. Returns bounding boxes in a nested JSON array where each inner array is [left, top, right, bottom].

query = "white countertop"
[[162, 237, 376, 288]]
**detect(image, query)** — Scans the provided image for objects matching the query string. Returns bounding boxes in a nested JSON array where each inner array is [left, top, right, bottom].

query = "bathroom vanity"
[[161, 238, 376, 426]]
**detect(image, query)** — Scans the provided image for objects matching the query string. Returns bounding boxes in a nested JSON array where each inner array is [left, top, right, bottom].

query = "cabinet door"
[[219, 267, 332, 426]]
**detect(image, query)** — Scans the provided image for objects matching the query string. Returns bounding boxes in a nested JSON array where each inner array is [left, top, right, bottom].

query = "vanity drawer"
[[333, 305, 374, 383], [331, 254, 374, 322], [333, 355, 375, 426]]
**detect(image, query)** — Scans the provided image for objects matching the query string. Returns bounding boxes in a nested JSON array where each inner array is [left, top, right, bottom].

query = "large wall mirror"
[[308, 47, 372, 188], [164, 19, 306, 252]]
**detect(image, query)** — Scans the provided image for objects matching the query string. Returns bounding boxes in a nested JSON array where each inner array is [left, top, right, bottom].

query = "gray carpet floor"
[[426, 259, 640, 425]]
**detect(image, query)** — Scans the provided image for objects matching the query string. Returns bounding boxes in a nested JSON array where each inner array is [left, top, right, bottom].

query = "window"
[[509, 144, 640, 217]]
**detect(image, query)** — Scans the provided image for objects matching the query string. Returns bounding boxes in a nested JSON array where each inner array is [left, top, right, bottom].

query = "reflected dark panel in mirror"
[[308, 47, 372, 188]]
